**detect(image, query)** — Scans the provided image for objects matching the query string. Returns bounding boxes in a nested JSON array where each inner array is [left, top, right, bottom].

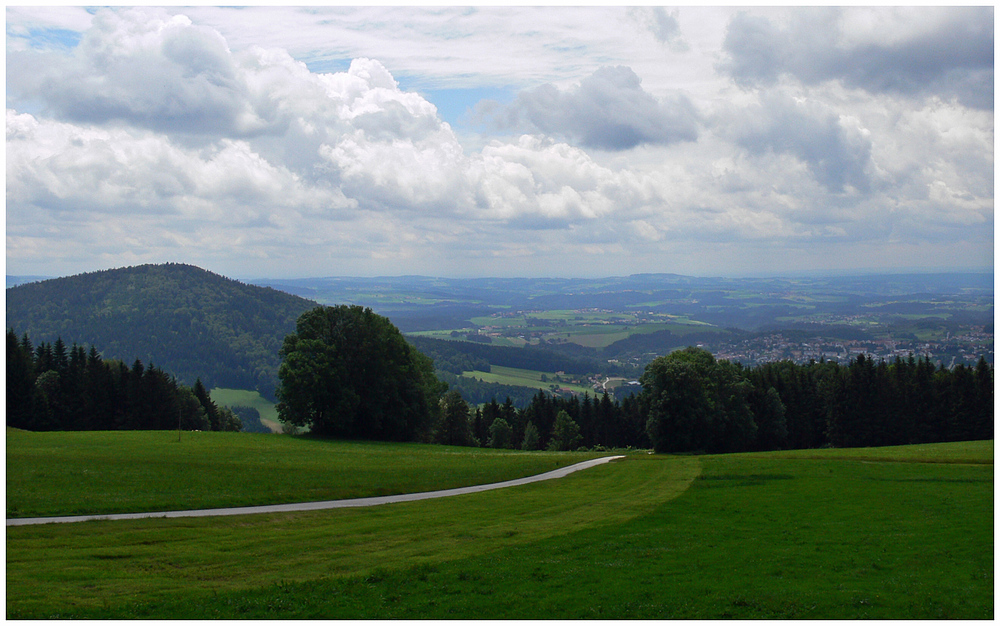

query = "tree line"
[[432, 388, 648, 451], [433, 370, 544, 408], [407, 335, 619, 377], [9, 300, 993, 455], [279, 308, 991, 453], [428, 348, 993, 453], [7, 330, 242, 433]]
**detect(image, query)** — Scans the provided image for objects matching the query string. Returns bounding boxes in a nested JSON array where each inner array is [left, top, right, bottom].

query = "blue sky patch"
[[303, 58, 353, 75], [19, 27, 82, 51], [413, 85, 516, 129]]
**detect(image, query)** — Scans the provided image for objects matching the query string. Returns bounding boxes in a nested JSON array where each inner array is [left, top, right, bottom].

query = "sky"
[[5, 5, 995, 279]]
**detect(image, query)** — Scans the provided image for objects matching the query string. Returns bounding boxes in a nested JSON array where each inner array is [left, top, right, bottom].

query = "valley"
[[8, 266, 993, 408], [6, 265, 993, 619], [255, 272, 994, 374]]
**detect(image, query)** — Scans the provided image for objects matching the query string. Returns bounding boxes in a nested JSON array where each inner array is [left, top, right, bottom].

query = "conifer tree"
[[438, 390, 475, 446], [521, 421, 540, 450], [192, 378, 221, 431], [6, 330, 35, 429], [973, 357, 994, 440]]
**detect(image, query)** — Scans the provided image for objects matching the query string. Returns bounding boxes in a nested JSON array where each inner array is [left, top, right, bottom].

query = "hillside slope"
[[6, 263, 317, 399]]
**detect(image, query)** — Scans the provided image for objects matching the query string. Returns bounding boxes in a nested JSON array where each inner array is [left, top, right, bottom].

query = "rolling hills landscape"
[[7, 264, 993, 408], [6, 4, 993, 619], [6, 263, 994, 618]]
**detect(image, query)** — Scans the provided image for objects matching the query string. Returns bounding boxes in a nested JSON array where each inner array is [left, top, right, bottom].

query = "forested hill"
[[6, 263, 317, 399]]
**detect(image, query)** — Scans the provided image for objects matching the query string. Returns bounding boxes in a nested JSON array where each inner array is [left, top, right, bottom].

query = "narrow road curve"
[[7, 455, 625, 527]]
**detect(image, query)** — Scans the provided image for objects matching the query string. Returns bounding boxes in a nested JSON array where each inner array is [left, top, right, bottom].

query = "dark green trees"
[[823, 354, 993, 448], [747, 385, 788, 451], [641, 347, 757, 453], [488, 418, 513, 449], [7, 332, 36, 429], [276, 306, 445, 441], [521, 422, 540, 450], [640, 347, 992, 454], [547, 410, 583, 451], [439, 390, 476, 446], [6, 329, 241, 432]]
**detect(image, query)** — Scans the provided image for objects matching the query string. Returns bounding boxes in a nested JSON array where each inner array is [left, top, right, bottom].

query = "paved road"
[[6, 455, 625, 527]]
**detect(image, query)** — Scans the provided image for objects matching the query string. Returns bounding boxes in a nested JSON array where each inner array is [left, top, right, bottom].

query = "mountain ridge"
[[6, 263, 318, 399]]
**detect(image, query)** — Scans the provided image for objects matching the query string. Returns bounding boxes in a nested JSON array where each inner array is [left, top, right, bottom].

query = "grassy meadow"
[[6, 433, 993, 619], [461, 365, 596, 395], [410, 309, 722, 350], [209, 387, 282, 432], [5, 428, 603, 518]]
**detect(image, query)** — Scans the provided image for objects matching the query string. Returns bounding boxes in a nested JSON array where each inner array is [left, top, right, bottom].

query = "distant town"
[[471, 308, 994, 372], [590, 326, 994, 397], [708, 326, 994, 369]]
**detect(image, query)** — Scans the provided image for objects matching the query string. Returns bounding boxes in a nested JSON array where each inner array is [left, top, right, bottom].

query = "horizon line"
[[5, 264, 995, 286]]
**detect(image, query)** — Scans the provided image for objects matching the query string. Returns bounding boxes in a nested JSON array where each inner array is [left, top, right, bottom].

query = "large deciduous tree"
[[641, 347, 757, 453], [276, 305, 444, 440]]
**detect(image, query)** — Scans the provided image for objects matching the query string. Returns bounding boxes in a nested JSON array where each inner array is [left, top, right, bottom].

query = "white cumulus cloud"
[[5, 6, 993, 278]]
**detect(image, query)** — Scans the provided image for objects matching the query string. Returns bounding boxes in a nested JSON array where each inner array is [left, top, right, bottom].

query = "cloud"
[[8, 9, 260, 134], [716, 92, 877, 193], [5, 6, 95, 52], [5, 109, 367, 277], [318, 125, 470, 212], [480, 65, 700, 150], [7, 16, 670, 265], [9, 10, 435, 143], [628, 7, 689, 53], [5, 6, 993, 278], [650, 8, 682, 45], [719, 7, 994, 109], [470, 135, 658, 227], [6, 109, 355, 223], [8, 8, 660, 230]]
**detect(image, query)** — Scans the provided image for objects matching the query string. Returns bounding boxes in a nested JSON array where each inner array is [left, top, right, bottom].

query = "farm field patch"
[[461, 366, 596, 396], [452, 310, 721, 350], [210, 387, 282, 432]]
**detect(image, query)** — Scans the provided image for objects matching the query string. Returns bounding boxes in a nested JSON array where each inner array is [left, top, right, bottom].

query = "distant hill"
[[6, 263, 318, 400]]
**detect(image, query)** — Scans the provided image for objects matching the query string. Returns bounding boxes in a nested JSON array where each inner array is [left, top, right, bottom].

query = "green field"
[[462, 365, 596, 395], [5, 429, 602, 518], [6, 435, 993, 619], [209, 387, 282, 432], [412, 309, 722, 350]]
